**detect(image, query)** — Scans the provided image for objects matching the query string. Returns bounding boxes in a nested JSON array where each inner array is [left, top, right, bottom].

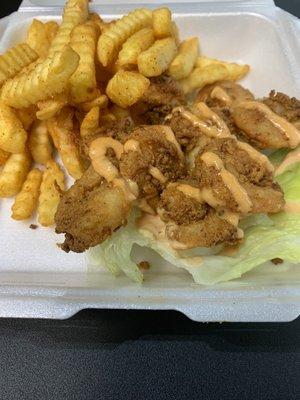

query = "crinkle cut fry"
[[1, 46, 79, 109], [97, 8, 152, 66]]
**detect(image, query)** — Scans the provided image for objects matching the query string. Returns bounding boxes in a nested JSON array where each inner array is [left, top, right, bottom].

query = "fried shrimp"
[[158, 181, 241, 248], [55, 166, 132, 253], [120, 125, 186, 198]]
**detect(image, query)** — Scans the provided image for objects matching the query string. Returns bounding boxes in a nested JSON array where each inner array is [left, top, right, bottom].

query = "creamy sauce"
[[149, 166, 167, 183], [217, 209, 239, 226], [275, 147, 300, 176], [173, 105, 231, 139], [137, 213, 188, 250], [123, 139, 141, 154], [200, 152, 252, 214], [161, 126, 184, 160], [237, 141, 274, 173], [284, 201, 300, 213], [210, 86, 232, 106], [113, 177, 139, 202], [187, 145, 201, 169], [176, 184, 203, 202], [238, 101, 300, 149], [219, 243, 241, 256], [89, 137, 124, 182], [190, 102, 232, 138], [138, 198, 156, 215]]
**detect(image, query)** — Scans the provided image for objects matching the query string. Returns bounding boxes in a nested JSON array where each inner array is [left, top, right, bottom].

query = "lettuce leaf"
[[88, 159, 300, 285]]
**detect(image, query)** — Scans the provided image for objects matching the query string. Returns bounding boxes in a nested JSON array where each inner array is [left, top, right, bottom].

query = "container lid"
[[19, 0, 274, 10]]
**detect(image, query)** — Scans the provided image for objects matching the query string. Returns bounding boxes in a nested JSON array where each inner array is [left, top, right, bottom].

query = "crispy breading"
[[55, 166, 131, 253], [119, 125, 186, 198], [131, 75, 186, 125]]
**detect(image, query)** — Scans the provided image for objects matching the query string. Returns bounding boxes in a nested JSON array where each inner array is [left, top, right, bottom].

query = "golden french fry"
[[100, 113, 116, 126], [106, 71, 150, 108], [51, 110, 85, 179], [36, 92, 68, 120], [77, 93, 108, 112], [0, 152, 31, 198], [38, 159, 65, 226], [168, 37, 199, 80], [46, 118, 60, 149], [11, 168, 42, 220], [153, 7, 173, 39], [80, 106, 99, 137], [47, 0, 89, 57], [97, 8, 152, 67], [0, 43, 38, 86], [27, 19, 50, 58], [70, 22, 98, 103], [138, 37, 177, 77], [1, 45, 79, 109], [0, 148, 9, 165], [0, 102, 27, 153], [171, 21, 180, 46], [110, 104, 131, 120], [44, 21, 59, 43], [196, 56, 250, 80], [15, 105, 37, 131], [29, 120, 53, 164], [118, 28, 155, 66], [89, 13, 106, 34], [180, 64, 229, 93]]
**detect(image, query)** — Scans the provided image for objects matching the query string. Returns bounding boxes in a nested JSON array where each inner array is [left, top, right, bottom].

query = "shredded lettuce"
[[88, 158, 300, 285]]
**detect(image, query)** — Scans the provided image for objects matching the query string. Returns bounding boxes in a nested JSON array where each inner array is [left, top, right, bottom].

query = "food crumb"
[[271, 258, 284, 265], [29, 224, 38, 230], [138, 261, 150, 270]]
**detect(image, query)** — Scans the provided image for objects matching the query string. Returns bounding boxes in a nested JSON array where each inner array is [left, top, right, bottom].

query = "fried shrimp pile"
[[55, 79, 300, 253]]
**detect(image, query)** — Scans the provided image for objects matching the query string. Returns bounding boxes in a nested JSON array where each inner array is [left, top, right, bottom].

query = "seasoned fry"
[[171, 21, 180, 46], [11, 168, 42, 220], [168, 37, 199, 80], [44, 21, 59, 43], [15, 105, 37, 131], [196, 57, 250, 80], [36, 92, 68, 120], [106, 70, 150, 108], [138, 38, 177, 77], [1, 45, 79, 109], [97, 8, 152, 66], [0, 43, 38, 86], [0, 148, 9, 165], [118, 28, 155, 66], [80, 106, 99, 137], [38, 160, 65, 226], [47, 0, 89, 57], [89, 13, 106, 33], [0, 102, 27, 153], [77, 93, 108, 112], [29, 120, 53, 164], [27, 19, 50, 58], [180, 64, 229, 93], [153, 7, 172, 39], [70, 22, 98, 103], [46, 118, 60, 149], [111, 104, 130, 120], [0, 152, 31, 198], [51, 109, 85, 179]]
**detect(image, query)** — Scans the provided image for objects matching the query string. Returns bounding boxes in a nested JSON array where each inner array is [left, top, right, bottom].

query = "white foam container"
[[0, 0, 299, 321]]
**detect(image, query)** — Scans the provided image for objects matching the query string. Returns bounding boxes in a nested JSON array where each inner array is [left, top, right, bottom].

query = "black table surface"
[[0, 1, 300, 399]]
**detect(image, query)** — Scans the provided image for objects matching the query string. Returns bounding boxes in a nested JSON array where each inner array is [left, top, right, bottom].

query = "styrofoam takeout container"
[[0, 0, 299, 321]]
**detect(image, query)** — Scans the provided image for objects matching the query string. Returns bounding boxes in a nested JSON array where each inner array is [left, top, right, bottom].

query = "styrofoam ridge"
[[0, 6, 299, 321]]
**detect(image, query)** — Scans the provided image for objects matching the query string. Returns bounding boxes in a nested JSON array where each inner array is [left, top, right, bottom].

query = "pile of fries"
[[0, 0, 249, 227]]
